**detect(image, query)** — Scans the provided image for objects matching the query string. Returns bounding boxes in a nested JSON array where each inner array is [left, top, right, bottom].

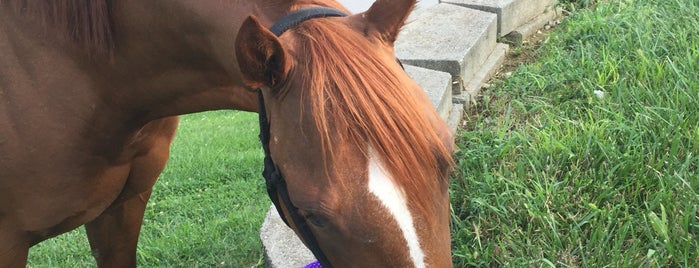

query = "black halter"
[[258, 7, 347, 268]]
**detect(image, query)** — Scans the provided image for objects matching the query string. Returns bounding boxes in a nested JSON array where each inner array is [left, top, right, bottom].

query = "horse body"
[[1, 1, 259, 265], [1, 0, 454, 267]]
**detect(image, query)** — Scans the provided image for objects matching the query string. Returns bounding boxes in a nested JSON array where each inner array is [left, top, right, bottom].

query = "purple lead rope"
[[303, 260, 322, 268]]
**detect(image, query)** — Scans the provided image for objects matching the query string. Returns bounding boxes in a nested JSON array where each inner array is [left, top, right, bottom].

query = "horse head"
[[236, 0, 454, 266]]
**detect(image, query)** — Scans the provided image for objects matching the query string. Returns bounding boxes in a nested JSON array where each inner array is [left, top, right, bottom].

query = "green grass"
[[27, 111, 268, 267], [558, 0, 599, 10], [451, 0, 699, 267]]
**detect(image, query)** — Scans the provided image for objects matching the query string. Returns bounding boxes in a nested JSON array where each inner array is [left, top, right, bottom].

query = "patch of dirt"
[[492, 24, 558, 82], [461, 20, 563, 130]]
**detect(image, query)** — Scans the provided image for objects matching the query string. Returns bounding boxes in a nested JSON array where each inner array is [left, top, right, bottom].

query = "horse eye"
[[305, 213, 327, 228]]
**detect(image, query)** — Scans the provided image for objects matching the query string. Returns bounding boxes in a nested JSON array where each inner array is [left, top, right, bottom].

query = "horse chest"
[[1, 119, 172, 235]]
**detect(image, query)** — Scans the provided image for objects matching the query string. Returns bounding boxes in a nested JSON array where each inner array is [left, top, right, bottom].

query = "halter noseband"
[[258, 7, 347, 268]]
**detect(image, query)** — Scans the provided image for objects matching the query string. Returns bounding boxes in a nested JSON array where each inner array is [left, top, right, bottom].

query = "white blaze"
[[367, 149, 426, 268]]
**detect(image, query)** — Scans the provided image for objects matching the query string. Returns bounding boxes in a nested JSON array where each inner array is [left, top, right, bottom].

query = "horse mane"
[[2, 0, 114, 56], [290, 19, 453, 215]]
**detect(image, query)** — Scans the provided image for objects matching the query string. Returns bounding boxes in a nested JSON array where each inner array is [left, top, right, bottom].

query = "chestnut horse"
[[0, 0, 453, 267]]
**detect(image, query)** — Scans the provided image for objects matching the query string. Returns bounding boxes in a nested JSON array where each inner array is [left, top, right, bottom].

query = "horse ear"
[[361, 0, 416, 44], [235, 15, 290, 89]]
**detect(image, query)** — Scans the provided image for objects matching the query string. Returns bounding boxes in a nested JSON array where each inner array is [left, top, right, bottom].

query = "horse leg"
[[84, 156, 164, 267], [0, 233, 30, 268], [84, 117, 176, 267], [84, 188, 153, 268]]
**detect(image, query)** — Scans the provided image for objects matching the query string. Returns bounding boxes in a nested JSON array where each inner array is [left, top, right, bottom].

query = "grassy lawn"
[[451, 0, 698, 266], [28, 111, 268, 267]]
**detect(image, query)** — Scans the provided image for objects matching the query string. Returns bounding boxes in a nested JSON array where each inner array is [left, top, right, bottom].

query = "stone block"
[[395, 3, 498, 94], [461, 43, 508, 104], [261, 206, 314, 268], [447, 103, 464, 134], [511, 6, 563, 41], [405, 65, 453, 121], [442, 0, 557, 36]]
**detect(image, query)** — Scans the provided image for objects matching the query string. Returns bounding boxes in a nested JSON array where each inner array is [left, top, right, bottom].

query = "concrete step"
[[442, 0, 558, 36], [458, 43, 509, 106], [405, 64, 464, 134], [261, 206, 314, 268], [404, 65, 453, 121], [503, 5, 563, 46], [395, 3, 498, 95], [340, 0, 439, 14]]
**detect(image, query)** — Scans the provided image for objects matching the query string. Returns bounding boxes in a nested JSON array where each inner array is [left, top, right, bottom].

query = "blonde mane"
[[290, 19, 453, 215]]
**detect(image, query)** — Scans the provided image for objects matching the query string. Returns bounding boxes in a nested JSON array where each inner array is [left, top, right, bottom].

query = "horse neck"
[[96, 0, 347, 122], [97, 3, 258, 122], [1, 0, 350, 123]]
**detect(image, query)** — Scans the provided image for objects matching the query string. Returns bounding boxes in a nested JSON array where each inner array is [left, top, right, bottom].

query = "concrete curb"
[[396, 3, 498, 94], [442, 0, 557, 36], [458, 43, 509, 106], [261, 206, 314, 268]]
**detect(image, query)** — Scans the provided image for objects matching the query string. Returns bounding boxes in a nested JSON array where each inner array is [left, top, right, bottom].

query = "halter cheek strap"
[[259, 7, 347, 268]]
